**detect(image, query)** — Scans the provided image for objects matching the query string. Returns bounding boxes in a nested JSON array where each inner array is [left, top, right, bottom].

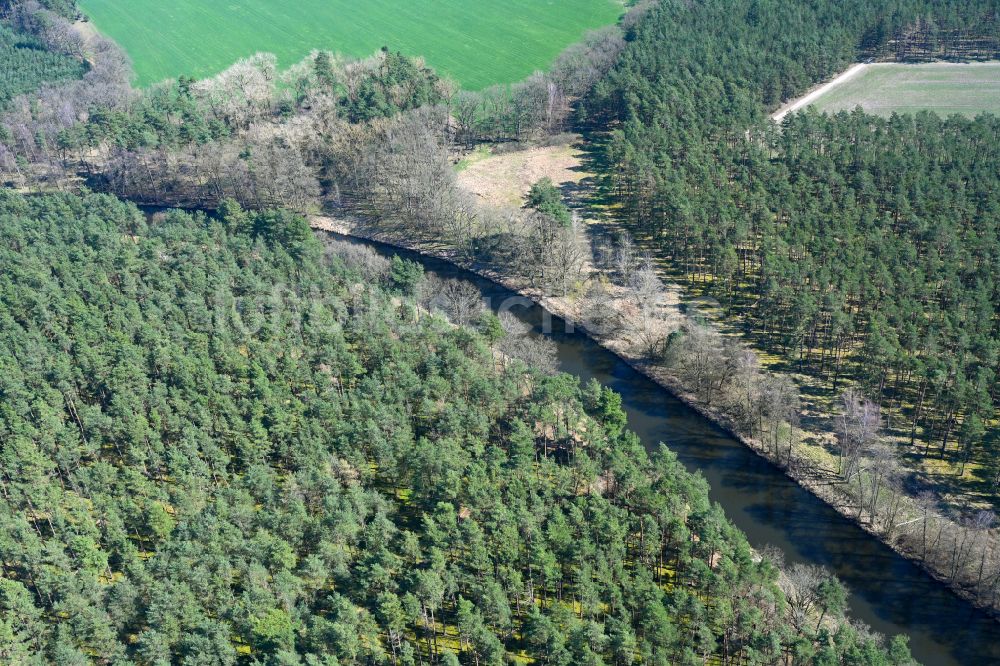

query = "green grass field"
[[809, 62, 1000, 117], [77, 0, 624, 90]]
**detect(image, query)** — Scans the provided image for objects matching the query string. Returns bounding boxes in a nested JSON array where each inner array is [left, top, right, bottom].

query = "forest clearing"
[[76, 0, 624, 88], [777, 61, 1000, 118], [455, 142, 590, 208]]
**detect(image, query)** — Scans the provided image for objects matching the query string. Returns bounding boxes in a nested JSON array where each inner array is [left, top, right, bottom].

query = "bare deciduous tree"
[[545, 219, 587, 297], [581, 278, 622, 337], [625, 256, 673, 357], [760, 374, 800, 459], [782, 563, 825, 631], [835, 388, 880, 481], [613, 232, 639, 286], [422, 276, 483, 327], [495, 310, 559, 375], [723, 350, 759, 433], [665, 322, 728, 403], [193, 53, 278, 128], [360, 109, 458, 237], [323, 241, 391, 284], [859, 441, 899, 525]]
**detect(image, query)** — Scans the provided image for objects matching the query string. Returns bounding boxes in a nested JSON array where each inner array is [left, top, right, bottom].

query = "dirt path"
[[771, 63, 868, 122]]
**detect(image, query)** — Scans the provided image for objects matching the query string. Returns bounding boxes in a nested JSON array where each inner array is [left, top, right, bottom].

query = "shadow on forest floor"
[[562, 126, 1000, 517]]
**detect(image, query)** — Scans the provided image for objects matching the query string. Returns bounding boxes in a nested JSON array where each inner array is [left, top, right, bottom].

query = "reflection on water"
[[330, 232, 1000, 666]]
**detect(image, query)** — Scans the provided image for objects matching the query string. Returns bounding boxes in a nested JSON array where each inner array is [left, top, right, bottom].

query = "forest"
[[0, 19, 84, 109], [2, 0, 1000, 661], [0, 190, 915, 664], [583, 0, 1000, 478]]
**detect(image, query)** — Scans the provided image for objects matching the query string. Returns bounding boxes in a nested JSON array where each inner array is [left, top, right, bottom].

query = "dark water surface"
[[329, 232, 1000, 666]]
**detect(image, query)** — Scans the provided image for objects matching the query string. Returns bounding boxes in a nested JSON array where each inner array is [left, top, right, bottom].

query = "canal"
[[327, 230, 1000, 666]]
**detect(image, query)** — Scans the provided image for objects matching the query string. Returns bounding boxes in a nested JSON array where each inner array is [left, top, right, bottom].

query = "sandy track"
[[771, 63, 868, 122]]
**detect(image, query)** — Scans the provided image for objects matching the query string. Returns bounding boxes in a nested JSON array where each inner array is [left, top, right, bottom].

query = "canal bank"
[[315, 220, 1000, 666]]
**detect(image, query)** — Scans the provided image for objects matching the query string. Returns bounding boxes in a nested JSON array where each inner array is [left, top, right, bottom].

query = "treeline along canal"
[[326, 231, 1000, 666]]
